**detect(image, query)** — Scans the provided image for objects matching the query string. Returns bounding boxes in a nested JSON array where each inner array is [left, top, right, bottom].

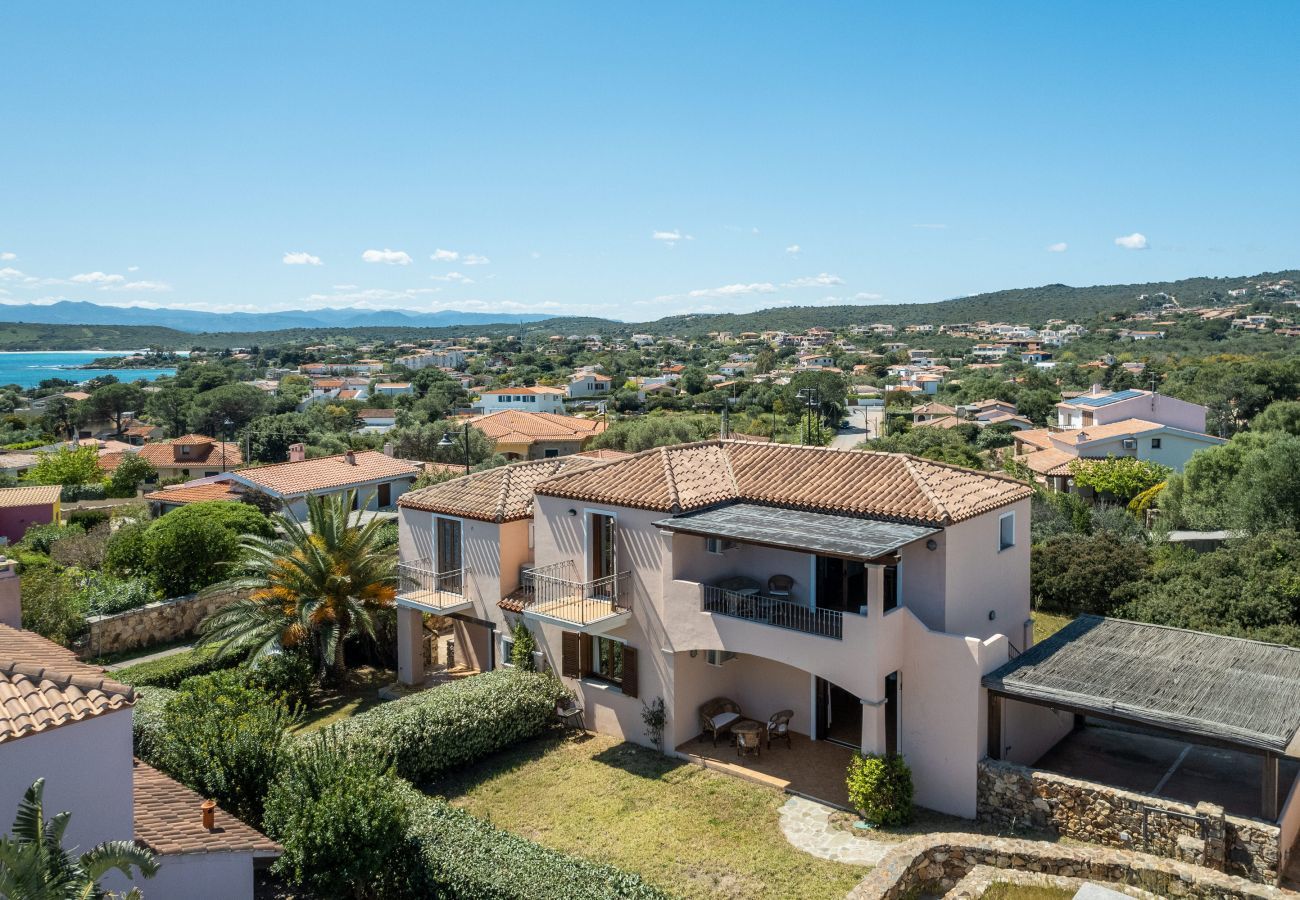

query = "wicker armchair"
[[736, 726, 762, 758], [767, 574, 795, 598], [767, 709, 794, 749], [698, 697, 742, 746]]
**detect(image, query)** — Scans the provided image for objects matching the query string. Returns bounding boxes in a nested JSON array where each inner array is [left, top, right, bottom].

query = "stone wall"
[[847, 833, 1296, 900], [82, 589, 244, 658], [977, 758, 1281, 884]]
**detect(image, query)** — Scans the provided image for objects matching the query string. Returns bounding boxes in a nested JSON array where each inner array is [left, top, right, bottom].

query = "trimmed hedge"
[[131, 686, 177, 762], [333, 669, 568, 783], [113, 644, 247, 688], [400, 788, 670, 900]]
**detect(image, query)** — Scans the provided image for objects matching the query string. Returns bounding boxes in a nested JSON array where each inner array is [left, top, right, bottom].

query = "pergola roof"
[[655, 502, 937, 560], [984, 616, 1300, 754]]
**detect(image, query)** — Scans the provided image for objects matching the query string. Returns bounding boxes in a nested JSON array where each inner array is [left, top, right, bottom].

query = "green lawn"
[[433, 732, 866, 900], [981, 885, 1075, 900], [1032, 612, 1073, 644], [289, 666, 393, 734]]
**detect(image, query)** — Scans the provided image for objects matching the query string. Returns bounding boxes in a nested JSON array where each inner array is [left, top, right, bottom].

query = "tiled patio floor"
[[676, 730, 854, 809]]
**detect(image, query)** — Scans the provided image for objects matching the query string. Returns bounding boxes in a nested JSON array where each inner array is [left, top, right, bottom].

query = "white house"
[[474, 386, 567, 414], [566, 372, 613, 399]]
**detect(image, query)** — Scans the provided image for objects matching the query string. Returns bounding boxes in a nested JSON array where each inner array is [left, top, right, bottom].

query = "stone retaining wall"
[[82, 589, 244, 657], [946, 865, 1160, 898], [846, 833, 1296, 900], [977, 758, 1281, 883]]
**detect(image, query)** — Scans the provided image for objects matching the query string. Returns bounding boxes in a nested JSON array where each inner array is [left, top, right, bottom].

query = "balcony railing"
[[701, 585, 843, 640], [519, 560, 632, 626], [397, 559, 467, 611]]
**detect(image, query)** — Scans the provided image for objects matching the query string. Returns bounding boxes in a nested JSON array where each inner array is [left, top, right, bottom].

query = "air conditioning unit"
[[1121, 438, 1137, 450], [705, 537, 738, 555], [705, 650, 738, 668]]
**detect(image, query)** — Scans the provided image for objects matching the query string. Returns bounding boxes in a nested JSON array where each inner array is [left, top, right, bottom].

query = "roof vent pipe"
[[345, 449, 357, 465]]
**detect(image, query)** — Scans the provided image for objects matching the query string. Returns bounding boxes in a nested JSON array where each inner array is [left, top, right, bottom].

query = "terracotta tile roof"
[[357, 409, 397, 419], [0, 485, 63, 508], [232, 450, 419, 497], [133, 760, 280, 857], [1015, 447, 1080, 476], [1065, 418, 1169, 445], [1012, 428, 1055, 451], [478, 386, 565, 396], [137, 436, 243, 468], [143, 482, 242, 505], [913, 415, 965, 430], [469, 410, 606, 446], [912, 402, 957, 416], [96, 451, 130, 473], [399, 456, 604, 522], [575, 449, 634, 460], [0, 624, 134, 745], [535, 440, 1032, 526]]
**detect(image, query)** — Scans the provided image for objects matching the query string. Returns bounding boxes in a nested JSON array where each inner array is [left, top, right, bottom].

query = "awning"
[[654, 502, 937, 560]]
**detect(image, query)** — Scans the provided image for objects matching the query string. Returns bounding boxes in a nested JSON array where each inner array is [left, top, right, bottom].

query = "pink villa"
[[0, 484, 62, 545], [393, 441, 1300, 880]]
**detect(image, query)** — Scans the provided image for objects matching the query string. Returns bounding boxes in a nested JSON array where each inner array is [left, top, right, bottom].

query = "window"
[[999, 512, 1015, 552], [544, 448, 559, 458], [500, 634, 515, 667], [705, 649, 737, 667], [1150, 438, 1162, 449], [590, 636, 624, 682]]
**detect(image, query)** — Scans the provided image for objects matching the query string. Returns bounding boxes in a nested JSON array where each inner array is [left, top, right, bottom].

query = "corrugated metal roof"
[[984, 615, 1300, 753], [655, 502, 938, 559]]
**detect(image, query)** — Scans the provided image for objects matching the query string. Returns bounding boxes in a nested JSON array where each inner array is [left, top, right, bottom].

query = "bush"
[[132, 687, 177, 762], [77, 573, 160, 617], [402, 790, 670, 900], [67, 508, 110, 530], [106, 453, 156, 498], [19, 569, 88, 646], [49, 525, 110, 570], [845, 752, 914, 827], [1031, 532, 1151, 615], [103, 520, 150, 579], [264, 733, 411, 899], [509, 620, 536, 671], [333, 669, 568, 783], [143, 501, 274, 597], [60, 483, 107, 502], [113, 644, 248, 688], [244, 650, 316, 712], [19, 522, 83, 555], [155, 671, 292, 827]]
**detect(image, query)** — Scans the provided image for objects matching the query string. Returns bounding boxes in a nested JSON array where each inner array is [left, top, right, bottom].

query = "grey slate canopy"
[[654, 502, 938, 560], [983, 615, 1300, 754]]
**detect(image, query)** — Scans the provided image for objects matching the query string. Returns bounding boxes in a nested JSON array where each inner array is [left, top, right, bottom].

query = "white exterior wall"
[[479, 393, 565, 414], [0, 711, 134, 854], [1082, 432, 1220, 473], [143, 852, 257, 900], [941, 499, 1031, 644]]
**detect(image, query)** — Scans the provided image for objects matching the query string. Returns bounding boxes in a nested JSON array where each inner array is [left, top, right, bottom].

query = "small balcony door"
[[815, 556, 866, 614], [436, 518, 462, 573], [590, 513, 617, 582]]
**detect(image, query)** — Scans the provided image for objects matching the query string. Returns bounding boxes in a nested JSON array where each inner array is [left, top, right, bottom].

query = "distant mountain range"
[[0, 301, 553, 332]]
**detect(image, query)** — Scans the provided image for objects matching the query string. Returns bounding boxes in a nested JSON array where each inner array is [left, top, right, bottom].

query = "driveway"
[[830, 406, 878, 450]]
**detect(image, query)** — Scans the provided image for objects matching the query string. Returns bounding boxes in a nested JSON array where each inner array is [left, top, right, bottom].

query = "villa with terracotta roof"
[[0, 609, 279, 898], [395, 440, 1041, 817], [468, 409, 607, 460], [137, 434, 242, 481], [226, 446, 420, 519]]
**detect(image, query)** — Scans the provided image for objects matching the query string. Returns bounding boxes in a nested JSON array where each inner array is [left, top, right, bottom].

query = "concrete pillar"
[[396, 605, 425, 685], [860, 697, 886, 755], [0, 559, 19, 629], [866, 565, 885, 618]]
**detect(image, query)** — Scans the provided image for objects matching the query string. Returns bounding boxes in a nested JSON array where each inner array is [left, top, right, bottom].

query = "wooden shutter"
[[580, 633, 592, 677], [561, 631, 580, 679], [620, 645, 638, 699]]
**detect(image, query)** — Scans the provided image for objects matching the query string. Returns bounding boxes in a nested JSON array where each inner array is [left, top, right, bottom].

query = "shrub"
[[103, 520, 150, 579], [845, 752, 914, 827], [19, 569, 88, 647], [60, 483, 107, 502], [155, 671, 291, 827], [113, 644, 248, 688], [509, 620, 536, 671], [19, 522, 83, 555], [264, 732, 411, 899], [106, 453, 156, 498], [132, 687, 177, 762], [67, 508, 110, 530], [143, 501, 273, 597], [402, 790, 671, 900], [1031, 532, 1151, 615], [49, 524, 110, 570], [244, 649, 316, 712], [333, 669, 568, 783], [77, 573, 160, 617]]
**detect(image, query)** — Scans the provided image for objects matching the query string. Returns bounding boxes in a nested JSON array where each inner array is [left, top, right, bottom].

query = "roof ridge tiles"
[[899, 455, 952, 525], [660, 446, 681, 513]]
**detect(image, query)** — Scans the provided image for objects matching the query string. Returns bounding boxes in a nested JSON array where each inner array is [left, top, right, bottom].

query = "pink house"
[[0, 484, 61, 544]]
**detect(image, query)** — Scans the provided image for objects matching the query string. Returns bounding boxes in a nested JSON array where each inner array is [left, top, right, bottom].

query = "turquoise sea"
[[0, 351, 177, 389]]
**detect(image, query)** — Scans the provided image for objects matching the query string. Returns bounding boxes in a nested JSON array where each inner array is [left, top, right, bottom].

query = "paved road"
[[830, 406, 880, 450]]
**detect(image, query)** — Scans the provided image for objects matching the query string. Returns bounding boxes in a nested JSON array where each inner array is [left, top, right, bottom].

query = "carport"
[[984, 615, 1300, 821]]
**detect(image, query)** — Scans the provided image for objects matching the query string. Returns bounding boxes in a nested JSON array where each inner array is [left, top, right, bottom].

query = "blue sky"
[[2, 2, 1298, 320]]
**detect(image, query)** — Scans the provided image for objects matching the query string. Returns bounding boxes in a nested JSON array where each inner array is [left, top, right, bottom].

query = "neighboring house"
[[0, 452, 40, 480], [137, 434, 243, 481], [566, 372, 613, 398], [394, 440, 1035, 818], [0, 619, 279, 898], [0, 485, 61, 543], [356, 408, 398, 433], [473, 386, 567, 414], [1054, 388, 1209, 433], [143, 478, 244, 515], [1014, 417, 1225, 484], [225, 447, 420, 519], [468, 410, 607, 460], [372, 382, 414, 398]]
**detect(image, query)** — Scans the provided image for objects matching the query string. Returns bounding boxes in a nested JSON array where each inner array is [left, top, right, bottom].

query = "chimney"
[[0, 558, 19, 629], [383, 442, 394, 457], [345, 449, 357, 465], [289, 443, 306, 463], [201, 799, 216, 831], [1089, 383, 1103, 395]]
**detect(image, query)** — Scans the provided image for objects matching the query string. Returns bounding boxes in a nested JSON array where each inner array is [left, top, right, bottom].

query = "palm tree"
[[198, 490, 397, 684], [0, 778, 158, 900]]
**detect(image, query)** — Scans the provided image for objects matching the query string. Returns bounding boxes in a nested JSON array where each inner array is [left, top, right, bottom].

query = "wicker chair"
[[766, 709, 794, 749], [767, 574, 795, 598], [698, 697, 742, 746], [736, 726, 762, 758]]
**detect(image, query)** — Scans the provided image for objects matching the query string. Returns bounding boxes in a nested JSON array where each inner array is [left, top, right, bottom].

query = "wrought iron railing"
[[701, 585, 843, 640], [397, 558, 465, 608], [519, 560, 631, 625]]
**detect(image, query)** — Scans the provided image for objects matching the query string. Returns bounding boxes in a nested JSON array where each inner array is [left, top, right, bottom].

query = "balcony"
[[518, 560, 632, 631], [701, 585, 843, 640], [396, 559, 473, 614]]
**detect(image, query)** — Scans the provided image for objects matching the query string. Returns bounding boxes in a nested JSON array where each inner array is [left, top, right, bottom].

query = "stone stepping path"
[[778, 795, 890, 866]]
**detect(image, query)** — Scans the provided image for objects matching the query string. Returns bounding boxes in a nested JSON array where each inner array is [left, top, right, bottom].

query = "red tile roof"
[[143, 482, 243, 505], [137, 436, 243, 468], [133, 760, 280, 857], [231, 450, 419, 497], [399, 456, 604, 522]]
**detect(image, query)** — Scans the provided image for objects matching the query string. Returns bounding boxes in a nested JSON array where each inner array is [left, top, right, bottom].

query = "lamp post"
[[221, 417, 234, 473], [438, 423, 472, 474]]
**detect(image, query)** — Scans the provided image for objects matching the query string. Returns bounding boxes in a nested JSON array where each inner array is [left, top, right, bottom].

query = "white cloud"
[[652, 230, 694, 246], [362, 248, 413, 265], [283, 251, 322, 266], [0, 267, 28, 281], [785, 244, 801, 256], [783, 273, 844, 288], [0, 252, 15, 261], [127, 265, 139, 272], [430, 271, 474, 284], [687, 282, 777, 299], [1114, 232, 1149, 250], [112, 280, 172, 292], [1046, 242, 1068, 253], [430, 249, 459, 262], [70, 271, 126, 285], [462, 253, 490, 266]]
